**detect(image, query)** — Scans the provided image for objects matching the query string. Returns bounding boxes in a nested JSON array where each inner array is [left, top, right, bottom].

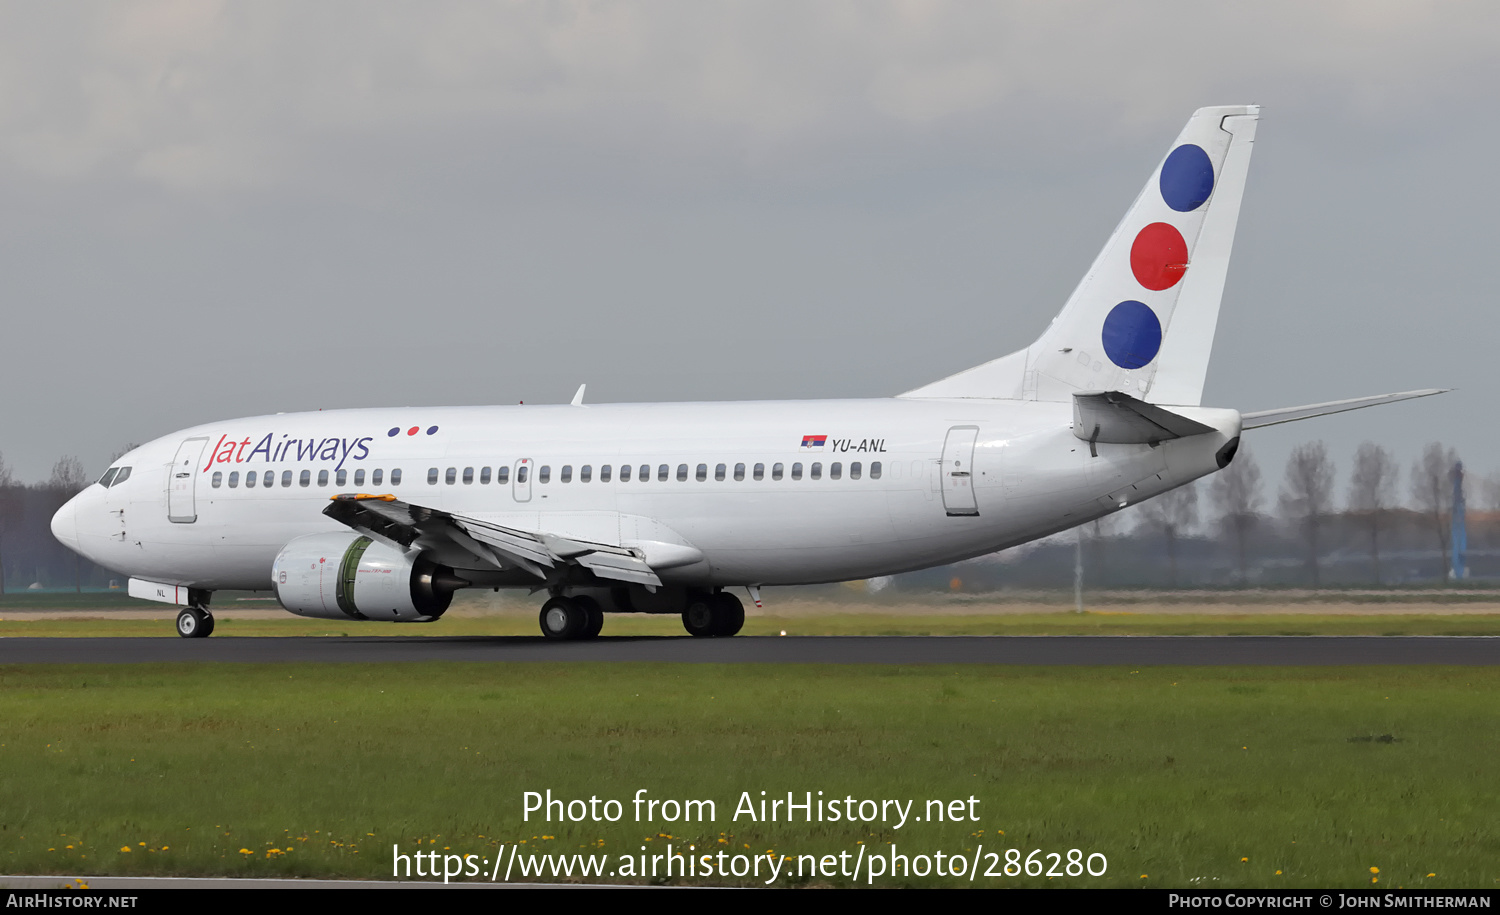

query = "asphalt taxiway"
[[0, 635, 1496, 664]]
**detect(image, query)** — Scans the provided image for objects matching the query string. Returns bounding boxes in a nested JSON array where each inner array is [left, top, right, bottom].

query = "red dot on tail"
[[407, 426, 419, 436], [1130, 222, 1189, 291]]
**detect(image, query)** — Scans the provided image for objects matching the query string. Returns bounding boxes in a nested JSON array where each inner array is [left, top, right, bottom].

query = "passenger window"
[[318, 469, 329, 486], [515, 466, 527, 484], [851, 462, 861, 479], [539, 466, 551, 483], [263, 471, 274, 488], [480, 467, 491, 485], [245, 470, 257, 489], [773, 462, 784, 481], [211, 472, 223, 488], [427, 468, 439, 485], [619, 464, 631, 482], [299, 470, 311, 487], [372, 469, 383, 486], [463, 467, 474, 485], [678, 464, 689, 482], [830, 462, 841, 480], [871, 461, 882, 479], [98, 468, 119, 488], [581, 465, 592, 483], [336, 469, 347, 486], [734, 463, 745, 481], [281, 470, 293, 487], [497, 466, 510, 484], [791, 462, 802, 481], [715, 463, 726, 481], [753, 463, 764, 481], [390, 469, 401, 485], [561, 465, 573, 483], [445, 467, 457, 485], [600, 465, 611, 483], [811, 462, 822, 480], [228, 471, 239, 488], [658, 464, 669, 482], [644, 464, 654, 482], [696, 464, 707, 482], [355, 469, 366, 486]]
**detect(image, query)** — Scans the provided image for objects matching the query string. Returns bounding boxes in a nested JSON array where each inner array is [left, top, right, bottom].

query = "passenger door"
[[940, 426, 980, 517], [167, 437, 210, 523]]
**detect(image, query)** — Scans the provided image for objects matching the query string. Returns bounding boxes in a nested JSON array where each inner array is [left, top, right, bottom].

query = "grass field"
[[1, 662, 1497, 888]]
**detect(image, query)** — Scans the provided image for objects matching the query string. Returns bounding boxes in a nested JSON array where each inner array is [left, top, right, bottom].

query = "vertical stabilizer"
[[902, 105, 1259, 405]]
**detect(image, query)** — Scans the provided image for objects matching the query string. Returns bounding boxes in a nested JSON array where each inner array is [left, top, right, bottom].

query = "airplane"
[[50, 105, 1442, 640]]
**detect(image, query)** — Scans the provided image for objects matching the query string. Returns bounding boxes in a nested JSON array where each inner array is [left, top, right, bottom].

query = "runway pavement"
[[1, 634, 1497, 664]]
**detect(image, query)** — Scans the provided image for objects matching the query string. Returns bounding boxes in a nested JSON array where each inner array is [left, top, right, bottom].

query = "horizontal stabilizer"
[[1073, 390, 1217, 445], [1241, 389, 1448, 430]]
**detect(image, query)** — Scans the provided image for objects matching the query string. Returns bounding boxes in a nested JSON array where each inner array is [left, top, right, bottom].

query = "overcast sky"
[[2, 1, 1496, 508]]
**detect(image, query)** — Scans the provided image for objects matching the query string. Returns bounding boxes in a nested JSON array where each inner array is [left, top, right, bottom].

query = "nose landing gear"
[[176, 606, 215, 638]]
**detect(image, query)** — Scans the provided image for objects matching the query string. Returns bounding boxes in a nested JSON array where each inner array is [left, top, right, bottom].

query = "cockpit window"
[[98, 466, 132, 488]]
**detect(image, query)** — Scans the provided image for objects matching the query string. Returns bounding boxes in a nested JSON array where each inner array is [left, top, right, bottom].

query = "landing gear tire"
[[682, 596, 716, 637], [540, 597, 587, 640], [574, 595, 605, 640], [682, 591, 744, 638], [176, 607, 213, 639], [711, 591, 744, 637]]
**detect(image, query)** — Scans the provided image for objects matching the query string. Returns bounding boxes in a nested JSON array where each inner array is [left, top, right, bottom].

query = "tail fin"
[[902, 105, 1259, 405]]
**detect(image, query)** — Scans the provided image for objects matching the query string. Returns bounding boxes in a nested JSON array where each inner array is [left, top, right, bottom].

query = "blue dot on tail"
[[1159, 144, 1214, 212], [387, 427, 400, 437], [1102, 301, 1162, 369]]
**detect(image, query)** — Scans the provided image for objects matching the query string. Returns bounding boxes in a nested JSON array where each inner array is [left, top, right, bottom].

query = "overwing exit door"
[[940, 426, 980, 517]]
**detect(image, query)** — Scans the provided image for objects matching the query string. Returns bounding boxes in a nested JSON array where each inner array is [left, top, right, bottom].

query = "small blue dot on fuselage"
[[426, 426, 439, 435], [387, 427, 400, 437]]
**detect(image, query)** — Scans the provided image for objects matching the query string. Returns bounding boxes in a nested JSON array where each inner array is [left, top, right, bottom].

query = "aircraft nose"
[[51, 493, 82, 552]]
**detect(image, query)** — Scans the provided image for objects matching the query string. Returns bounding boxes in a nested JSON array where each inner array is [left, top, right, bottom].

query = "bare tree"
[[1348, 442, 1398, 584], [1410, 442, 1460, 579], [1137, 483, 1199, 586], [49, 456, 88, 494], [0, 453, 13, 599], [1209, 442, 1263, 585], [47, 457, 89, 593], [1280, 441, 1335, 586]]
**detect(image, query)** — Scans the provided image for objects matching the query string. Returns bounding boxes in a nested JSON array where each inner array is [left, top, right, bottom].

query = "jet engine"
[[271, 532, 467, 621]]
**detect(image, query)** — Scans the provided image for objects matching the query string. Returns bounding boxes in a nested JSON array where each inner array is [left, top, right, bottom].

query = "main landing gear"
[[539, 595, 605, 641], [682, 591, 744, 638], [176, 606, 215, 639]]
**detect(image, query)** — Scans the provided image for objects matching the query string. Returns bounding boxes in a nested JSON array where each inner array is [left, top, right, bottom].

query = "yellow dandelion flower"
[[1370, 867, 1380, 874], [119, 847, 130, 853]]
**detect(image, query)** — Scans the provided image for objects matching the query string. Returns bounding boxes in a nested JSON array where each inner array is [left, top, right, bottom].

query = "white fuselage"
[[53, 397, 1240, 594]]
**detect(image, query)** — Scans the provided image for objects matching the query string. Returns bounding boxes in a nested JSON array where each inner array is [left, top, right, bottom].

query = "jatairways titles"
[[199, 431, 379, 473]]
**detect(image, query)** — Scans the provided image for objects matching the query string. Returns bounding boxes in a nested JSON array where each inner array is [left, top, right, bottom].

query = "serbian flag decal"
[[801, 434, 827, 449]]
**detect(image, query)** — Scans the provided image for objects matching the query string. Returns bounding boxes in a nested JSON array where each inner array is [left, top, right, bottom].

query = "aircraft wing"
[[1241, 389, 1448, 430], [322, 494, 664, 587]]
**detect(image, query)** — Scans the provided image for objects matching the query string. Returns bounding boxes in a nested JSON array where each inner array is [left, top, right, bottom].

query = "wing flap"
[[323, 496, 664, 587]]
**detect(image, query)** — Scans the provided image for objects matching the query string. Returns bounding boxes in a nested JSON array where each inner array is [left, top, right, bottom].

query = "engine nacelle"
[[271, 532, 465, 622]]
